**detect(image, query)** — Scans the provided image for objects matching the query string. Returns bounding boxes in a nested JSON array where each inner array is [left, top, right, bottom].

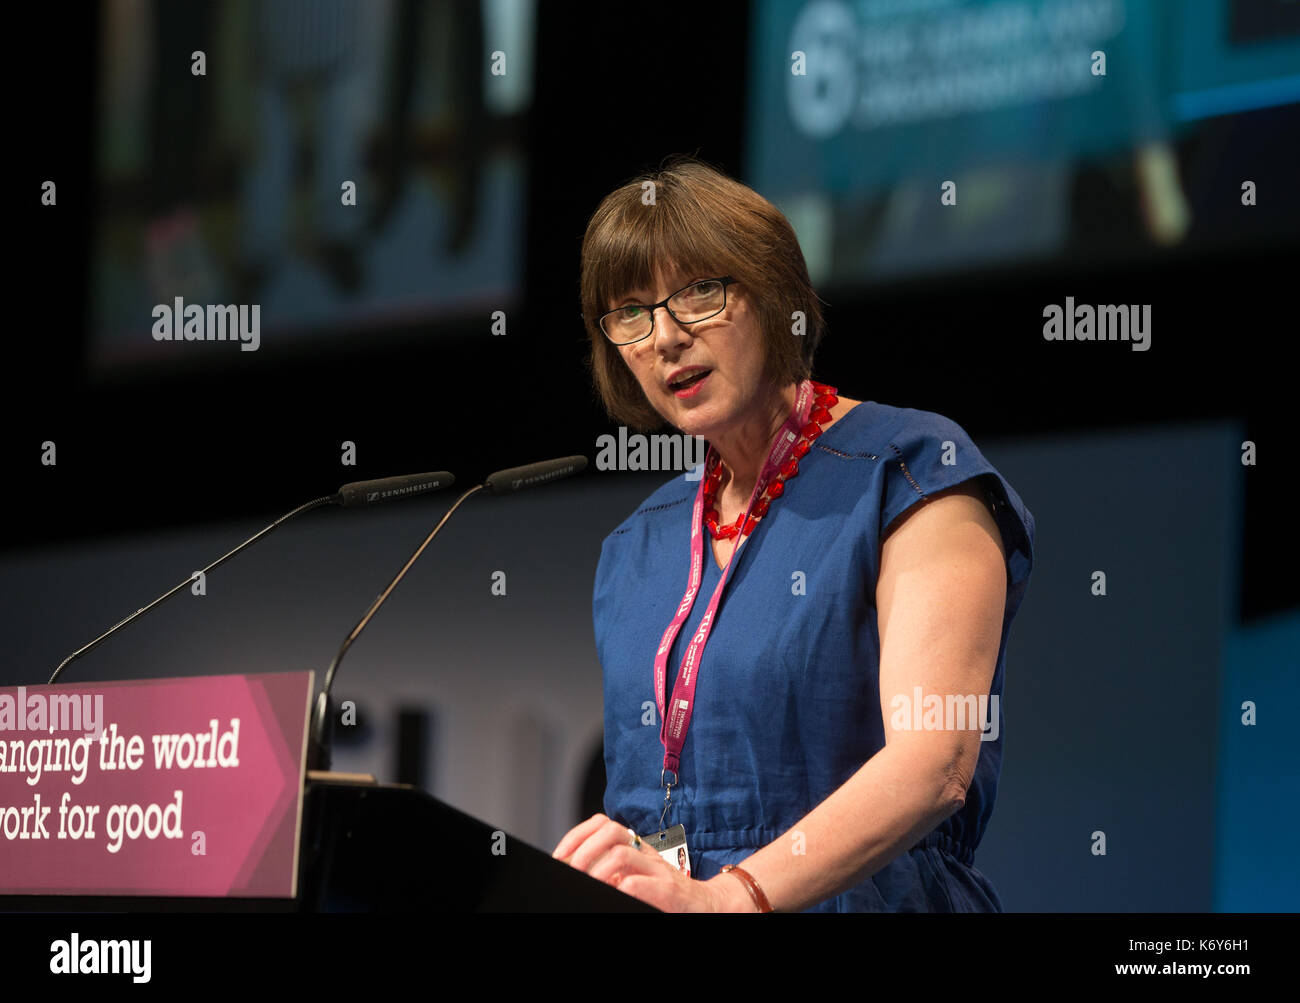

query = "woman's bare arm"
[[706, 481, 1008, 912]]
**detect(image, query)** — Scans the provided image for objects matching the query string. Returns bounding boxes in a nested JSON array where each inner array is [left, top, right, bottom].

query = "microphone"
[[339, 472, 454, 508], [483, 455, 590, 495], [309, 455, 587, 771], [48, 472, 455, 685]]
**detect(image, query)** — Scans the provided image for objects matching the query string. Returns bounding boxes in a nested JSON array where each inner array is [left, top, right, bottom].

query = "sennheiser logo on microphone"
[[368, 481, 441, 502], [513, 466, 576, 490]]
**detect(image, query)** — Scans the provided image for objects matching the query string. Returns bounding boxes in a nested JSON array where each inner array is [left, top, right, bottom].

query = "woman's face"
[[614, 267, 769, 440]]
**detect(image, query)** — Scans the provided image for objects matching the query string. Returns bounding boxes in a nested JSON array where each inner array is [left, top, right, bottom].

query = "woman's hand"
[[552, 813, 742, 912]]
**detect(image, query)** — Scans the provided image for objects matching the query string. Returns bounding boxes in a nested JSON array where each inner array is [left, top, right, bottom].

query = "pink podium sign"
[[0, 672, 312, 898]]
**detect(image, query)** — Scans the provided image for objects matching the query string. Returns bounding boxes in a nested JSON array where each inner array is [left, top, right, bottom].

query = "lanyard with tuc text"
[[651, 381, 814, 831]]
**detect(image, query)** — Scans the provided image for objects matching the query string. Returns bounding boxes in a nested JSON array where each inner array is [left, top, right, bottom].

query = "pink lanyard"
[[652, 382, 815, 807]]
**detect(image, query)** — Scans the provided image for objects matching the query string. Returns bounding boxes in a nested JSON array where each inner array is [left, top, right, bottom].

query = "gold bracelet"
[[720, 864, 774, 913]]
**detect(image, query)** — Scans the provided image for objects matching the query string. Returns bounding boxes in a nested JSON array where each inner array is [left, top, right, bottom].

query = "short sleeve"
[[879, 409, 1035, 589]]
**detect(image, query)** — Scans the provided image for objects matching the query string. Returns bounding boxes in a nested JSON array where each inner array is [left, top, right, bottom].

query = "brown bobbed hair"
[[581, 156, 825, 431]]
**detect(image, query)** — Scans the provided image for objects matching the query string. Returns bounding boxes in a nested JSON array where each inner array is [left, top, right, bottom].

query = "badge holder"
[[643, 769, 691, 876]]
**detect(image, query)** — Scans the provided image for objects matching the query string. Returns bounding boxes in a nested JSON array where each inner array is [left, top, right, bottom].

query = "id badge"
[[644, 823, 691, 877]]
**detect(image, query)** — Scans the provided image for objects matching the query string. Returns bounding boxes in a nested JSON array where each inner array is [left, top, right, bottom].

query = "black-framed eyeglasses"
[[597, 276, 737, 346]]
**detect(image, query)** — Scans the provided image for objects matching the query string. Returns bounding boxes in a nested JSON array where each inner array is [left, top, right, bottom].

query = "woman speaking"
[[553, 157, 1035, 912]]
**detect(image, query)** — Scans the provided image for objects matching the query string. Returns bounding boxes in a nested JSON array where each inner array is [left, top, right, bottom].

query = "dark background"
[[9, 2, 1295, 626]]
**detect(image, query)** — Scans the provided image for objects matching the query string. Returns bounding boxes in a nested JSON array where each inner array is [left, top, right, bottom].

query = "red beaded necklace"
[[703, 382, 839, 541]]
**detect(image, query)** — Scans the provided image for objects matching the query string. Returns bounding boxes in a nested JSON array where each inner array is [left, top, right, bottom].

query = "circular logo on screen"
[[787, 0, 858, 139]]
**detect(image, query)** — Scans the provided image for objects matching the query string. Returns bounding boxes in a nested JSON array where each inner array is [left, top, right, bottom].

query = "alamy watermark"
[[50, 934, 151, 983], [596, 428, 707, 478], [151, 297, 260, 352], [0, 687, 104, 739], [1043, 298, 1151, 351], [888, 687, 1000, 742]]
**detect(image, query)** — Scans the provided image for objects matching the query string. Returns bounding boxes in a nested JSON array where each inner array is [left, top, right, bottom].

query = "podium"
[[297, 773, 655, 911], [0, 673, 652, 911], [0, 773, 656, 913]]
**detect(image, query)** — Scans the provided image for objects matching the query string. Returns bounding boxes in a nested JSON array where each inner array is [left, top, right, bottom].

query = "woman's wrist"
[[707, 871, 757, 912], [709, 865, 773, 912]]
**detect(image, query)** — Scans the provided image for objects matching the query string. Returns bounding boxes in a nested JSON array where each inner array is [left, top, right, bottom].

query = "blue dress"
[[593, 400, 1035, 912]]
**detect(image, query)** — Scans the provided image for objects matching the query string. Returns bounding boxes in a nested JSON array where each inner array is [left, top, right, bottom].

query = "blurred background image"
[[93, 0, 532, 367], [753, 0, 1299, 284]]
